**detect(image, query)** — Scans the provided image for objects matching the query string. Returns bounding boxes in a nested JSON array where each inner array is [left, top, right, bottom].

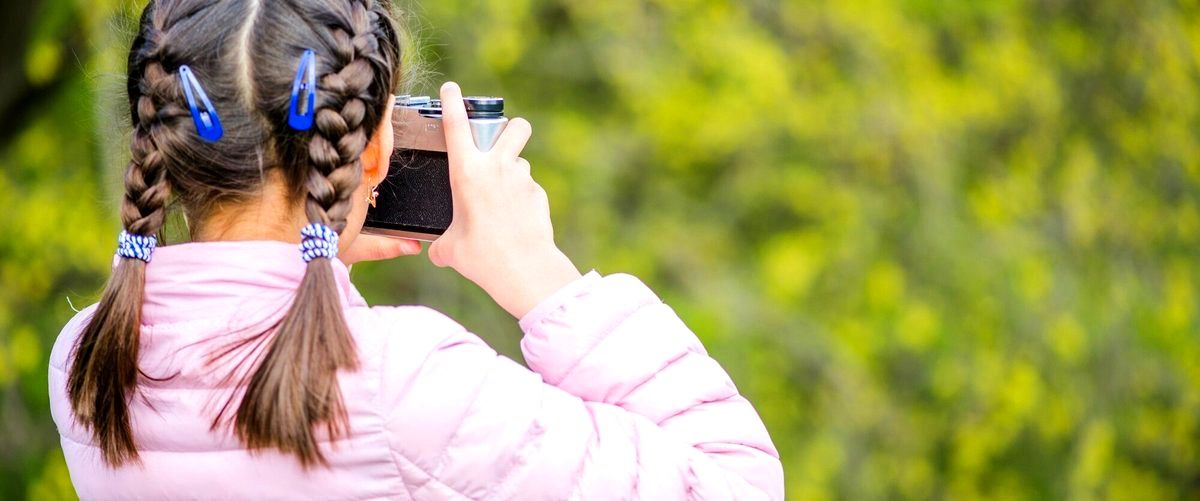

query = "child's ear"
[[360, 125, 389, 183], [360, 101, 394, 184], [361, 134, 382, 180]]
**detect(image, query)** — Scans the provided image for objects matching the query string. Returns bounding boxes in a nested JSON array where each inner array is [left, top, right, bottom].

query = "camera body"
[[362, 95, 508, 241]]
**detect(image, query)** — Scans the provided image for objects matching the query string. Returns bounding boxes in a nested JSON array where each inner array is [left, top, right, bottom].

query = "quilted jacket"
[[49, 240, 783, 499]]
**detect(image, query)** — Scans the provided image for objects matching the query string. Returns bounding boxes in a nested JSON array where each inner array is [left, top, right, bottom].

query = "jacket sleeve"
[[376, 271, 783, 500]]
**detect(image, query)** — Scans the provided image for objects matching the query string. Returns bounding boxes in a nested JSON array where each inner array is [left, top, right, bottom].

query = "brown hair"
[[67, 0, 402, 467]]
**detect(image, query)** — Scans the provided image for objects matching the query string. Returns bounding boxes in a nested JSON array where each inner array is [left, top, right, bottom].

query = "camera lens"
[[464, 97, 504, 118]]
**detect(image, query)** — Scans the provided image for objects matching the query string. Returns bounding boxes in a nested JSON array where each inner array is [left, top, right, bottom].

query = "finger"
[[342, 235, 422, 264], [428, 239, 449, 268], [368, 235, 422, 257], [396, 238, 423, 256], [493, 117, 532, 158], [439, 82, 477, 155]]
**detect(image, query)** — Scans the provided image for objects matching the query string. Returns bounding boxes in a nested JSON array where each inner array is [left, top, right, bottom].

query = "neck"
[[194, 178, 307, 243]]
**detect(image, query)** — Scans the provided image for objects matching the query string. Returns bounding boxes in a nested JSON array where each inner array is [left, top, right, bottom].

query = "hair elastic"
[[299, 223, 339, 262], [116, 230, 157, 262], [288, 49, 318, 131], [178, 65, 224, 142]]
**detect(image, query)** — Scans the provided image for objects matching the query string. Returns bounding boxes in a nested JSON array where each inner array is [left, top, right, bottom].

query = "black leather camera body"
[[362, 95, 507, 241]]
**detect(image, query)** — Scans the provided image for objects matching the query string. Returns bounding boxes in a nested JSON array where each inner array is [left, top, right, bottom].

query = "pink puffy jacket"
[[49, 241, 783, 499]]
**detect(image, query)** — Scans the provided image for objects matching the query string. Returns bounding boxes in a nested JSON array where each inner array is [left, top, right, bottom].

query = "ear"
[[360, 133, 384, 183], [360, 100, 395, 185]]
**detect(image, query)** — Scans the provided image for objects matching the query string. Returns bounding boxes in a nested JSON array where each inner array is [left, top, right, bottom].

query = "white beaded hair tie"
[[116, 230, 157, 262], [299, 223, 339, 262]]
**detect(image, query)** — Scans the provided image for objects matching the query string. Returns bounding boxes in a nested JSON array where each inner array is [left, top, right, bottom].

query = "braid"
[[303, 0, 387, 231], [122, 60, 178, 238], [231, 0, 400, 467], [68, 3, 192, 466]]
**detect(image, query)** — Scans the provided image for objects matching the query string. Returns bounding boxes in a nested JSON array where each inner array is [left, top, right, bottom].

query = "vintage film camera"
[[363, 95, 508, 241]]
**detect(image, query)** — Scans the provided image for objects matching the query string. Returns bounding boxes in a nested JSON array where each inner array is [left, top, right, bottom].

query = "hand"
[[341, 234, 422, 265], [428, 82, 581, 319]]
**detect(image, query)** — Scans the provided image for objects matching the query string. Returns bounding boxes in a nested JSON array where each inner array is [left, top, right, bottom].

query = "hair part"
[[68, 0, 403, 468]]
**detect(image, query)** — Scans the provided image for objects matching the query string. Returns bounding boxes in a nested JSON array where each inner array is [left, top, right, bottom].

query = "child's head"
[[69, 0, 403, 468], [123, 0, 399, 232]]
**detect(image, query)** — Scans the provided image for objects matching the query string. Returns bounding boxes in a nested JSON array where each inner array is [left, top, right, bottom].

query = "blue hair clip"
[[178, 65, 223, 143], [288, 49, 318, 131]]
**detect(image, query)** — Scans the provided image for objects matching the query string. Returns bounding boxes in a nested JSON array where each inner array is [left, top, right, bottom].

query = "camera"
[[362, 94, 508, 241]]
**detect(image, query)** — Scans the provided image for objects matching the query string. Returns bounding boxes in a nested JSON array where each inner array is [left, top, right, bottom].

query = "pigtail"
[[232, 0, 398, 468], [67, 4, 177, 467]]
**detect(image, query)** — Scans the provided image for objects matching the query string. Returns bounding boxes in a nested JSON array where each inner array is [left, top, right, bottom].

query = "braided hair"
[[67, 0, 402, 467], [236, 0, 399, 467]]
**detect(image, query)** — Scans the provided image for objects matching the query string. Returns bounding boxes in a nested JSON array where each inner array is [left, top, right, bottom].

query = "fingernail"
[[441, 81, 458, 93]]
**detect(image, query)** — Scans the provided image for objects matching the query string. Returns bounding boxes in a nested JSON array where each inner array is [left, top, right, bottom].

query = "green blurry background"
[[2, 0, 1199, 499]]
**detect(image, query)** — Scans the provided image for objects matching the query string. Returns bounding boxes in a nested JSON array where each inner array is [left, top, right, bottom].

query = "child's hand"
[[428, 82, 581, 319], [342, 234, 422, 265]]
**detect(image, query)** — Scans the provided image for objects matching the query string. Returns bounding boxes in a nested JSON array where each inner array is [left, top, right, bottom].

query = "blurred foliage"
[[2, 0, 1199, 499]]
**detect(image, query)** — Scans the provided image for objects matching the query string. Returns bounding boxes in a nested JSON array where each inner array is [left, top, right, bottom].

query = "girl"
[[48, 0, 783, 498]]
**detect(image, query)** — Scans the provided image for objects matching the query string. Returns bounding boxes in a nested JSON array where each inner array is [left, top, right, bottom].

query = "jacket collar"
[[120, 240, 366, 325]]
